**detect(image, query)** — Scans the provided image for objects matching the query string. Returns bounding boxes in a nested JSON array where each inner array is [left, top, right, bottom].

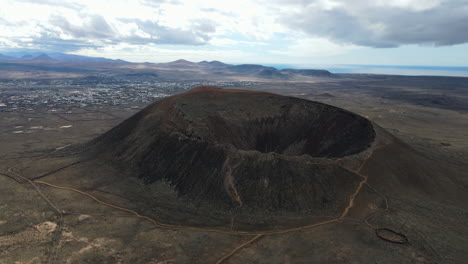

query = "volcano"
[[86, 86, 464, 230]]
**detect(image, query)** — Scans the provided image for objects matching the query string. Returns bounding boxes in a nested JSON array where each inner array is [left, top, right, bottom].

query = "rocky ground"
[[1, 78, 467, 264]]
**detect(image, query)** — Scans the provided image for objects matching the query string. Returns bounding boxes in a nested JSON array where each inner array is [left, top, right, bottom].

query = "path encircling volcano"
[[82, 86, 382, 229]]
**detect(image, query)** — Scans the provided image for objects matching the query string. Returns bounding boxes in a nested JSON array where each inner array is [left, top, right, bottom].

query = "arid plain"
[[0, 60, 467, 263]]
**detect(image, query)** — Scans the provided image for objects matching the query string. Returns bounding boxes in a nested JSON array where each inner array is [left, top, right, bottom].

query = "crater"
[[89, 86, 377, 221], [197, 101, 375, 158]]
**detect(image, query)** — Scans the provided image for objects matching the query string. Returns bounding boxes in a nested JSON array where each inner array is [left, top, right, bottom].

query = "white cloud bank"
[[0, 0, 467, 64]]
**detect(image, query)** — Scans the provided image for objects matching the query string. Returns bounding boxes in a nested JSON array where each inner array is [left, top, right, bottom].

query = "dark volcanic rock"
[[90, 86, 376, 216], [85, 85, 468, 232]]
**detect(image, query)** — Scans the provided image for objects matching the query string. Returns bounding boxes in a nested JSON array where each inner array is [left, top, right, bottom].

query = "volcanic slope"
[[82, 86, 465, 231]]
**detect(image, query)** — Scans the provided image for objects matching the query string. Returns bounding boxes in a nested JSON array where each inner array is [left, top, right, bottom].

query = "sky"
[[0, 0, 468, 66]]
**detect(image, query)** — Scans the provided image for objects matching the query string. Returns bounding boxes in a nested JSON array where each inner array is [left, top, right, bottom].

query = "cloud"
[[192, 19, 217, 34], [14, 0, 84, 10], [70, 43, 258, 63], [200, 8, 235, 17], [270, 37, 361, 57], [275, 0, 468, 47], [0, 0, 218, 51], [117, 18, 214, 45], [50, 15, 114, 39], [209, 38, 268, 47], [27, 15, 215, 50], [140, 0, 183, 7], [1, 0, 468, 64]]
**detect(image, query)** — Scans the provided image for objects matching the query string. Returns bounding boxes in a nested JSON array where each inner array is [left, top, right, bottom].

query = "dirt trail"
[[0, 142, 401, 264]]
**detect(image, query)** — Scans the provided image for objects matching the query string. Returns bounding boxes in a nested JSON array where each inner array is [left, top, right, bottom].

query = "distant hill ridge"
[[0, 52, 334, 79], [158, 59, 334, 78], [31, 54, 55, 61], [0, 51, 126, 63]]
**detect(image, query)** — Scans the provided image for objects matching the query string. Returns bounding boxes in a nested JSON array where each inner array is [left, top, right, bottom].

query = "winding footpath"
[[1, 142, 409, 264]]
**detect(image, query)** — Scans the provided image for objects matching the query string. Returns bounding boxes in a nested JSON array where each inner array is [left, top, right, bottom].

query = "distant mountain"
[[20, 54, 34, 60], [230, 64, 277, 74], [158, 59, 199, 68], [198, 60, 228, 67], [223, 64, 333, 79], [157, 60, 334, 79], [47, 53, 126, 62], [31, 54, 55, 61], [0, 52, 334, 81], [0, 54, 14, 60], [0, 51, 127, 63], [173, 59, 193, 64]]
